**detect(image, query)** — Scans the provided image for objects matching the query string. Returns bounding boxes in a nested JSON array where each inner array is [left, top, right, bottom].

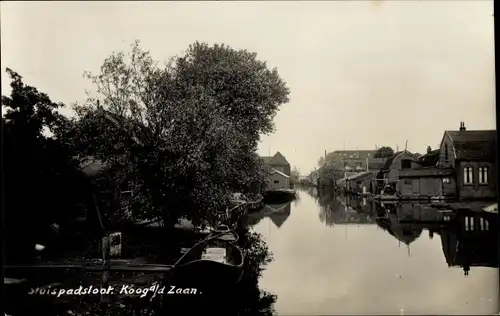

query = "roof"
[[260, 156, 272, 164], [260, 151, 290, 166], [270, 168, 289, 178], [347, 171, 373, 181], [399, 167, 454, 178], [445, 130, 496, 161], [383, 151, 419, 170], [418, 149, 440, 167]]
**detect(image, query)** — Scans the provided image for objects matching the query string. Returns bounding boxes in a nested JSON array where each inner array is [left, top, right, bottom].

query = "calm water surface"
[[249, 189, 499, 315]]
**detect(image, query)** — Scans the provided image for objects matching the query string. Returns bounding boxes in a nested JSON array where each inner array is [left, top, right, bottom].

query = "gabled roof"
[[260, 156, 272, 164], [382, 151, 419, 170], [445, 130, 496, 161], [270, 168, 289, 178], [418, 149, 440, 167], [260, 151, 290, 166]]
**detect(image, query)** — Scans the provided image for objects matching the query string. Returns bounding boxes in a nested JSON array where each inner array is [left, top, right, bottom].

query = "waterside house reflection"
[[375, 201, 443, 223], [375, 214, 423, 255], [247, 202, 292, 229], [375, 202, 499, 275], [440, 212, 499, 276], [315, 190, 375, 227]]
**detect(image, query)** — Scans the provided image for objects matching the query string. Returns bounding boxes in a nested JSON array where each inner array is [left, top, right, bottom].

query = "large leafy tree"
[[374, 146, 395, 158], [74, 41, 290, 229], [2, 68, 83, 262]]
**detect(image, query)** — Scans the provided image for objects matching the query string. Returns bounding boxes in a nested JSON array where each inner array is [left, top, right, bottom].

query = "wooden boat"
[[262, 189, 296, 204], [166, 229, 244, 289]]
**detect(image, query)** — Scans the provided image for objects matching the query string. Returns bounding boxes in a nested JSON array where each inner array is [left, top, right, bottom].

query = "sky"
[[1, 1, 495, 174]]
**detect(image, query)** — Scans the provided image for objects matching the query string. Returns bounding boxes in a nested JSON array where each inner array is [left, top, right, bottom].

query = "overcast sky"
[[1, 1, 495, 174]]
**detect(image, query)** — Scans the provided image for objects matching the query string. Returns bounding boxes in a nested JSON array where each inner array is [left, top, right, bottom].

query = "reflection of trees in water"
[[306, 187, 319, 201]]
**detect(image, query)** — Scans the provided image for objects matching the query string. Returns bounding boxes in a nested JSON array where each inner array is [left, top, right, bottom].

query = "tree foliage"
[[2, 68, 84, 262], [290, 167, 300, 184], [374, 146, 395, 158], [74, 40, 290, 228]]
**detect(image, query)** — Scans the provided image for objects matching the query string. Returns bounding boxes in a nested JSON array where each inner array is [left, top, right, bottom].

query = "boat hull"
[[263, 190, 296, 204], [161, 238, 244, 314], [165, 238, 244, 290]]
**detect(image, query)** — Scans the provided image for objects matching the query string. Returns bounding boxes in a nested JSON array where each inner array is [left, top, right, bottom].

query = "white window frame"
[[479, 166, 488, 185], [463, 166, 473, 185]]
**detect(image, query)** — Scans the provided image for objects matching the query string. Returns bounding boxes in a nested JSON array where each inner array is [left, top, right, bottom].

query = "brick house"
[[437, 122, 496, 201]]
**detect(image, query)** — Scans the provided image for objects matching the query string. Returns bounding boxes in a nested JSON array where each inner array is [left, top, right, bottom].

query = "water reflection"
[[247, 202, 292, 229], [255, 188, 498, 315], [315, 189, 375, 226]]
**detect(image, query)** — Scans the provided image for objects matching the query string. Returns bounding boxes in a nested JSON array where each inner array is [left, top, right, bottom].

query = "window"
[[463, 166, 473, 185], [444, 143, 448, 162], [443, 178, 451, 184], [401, 159, 411, 169], [479, 166, 488, 184], [273, 180, 279, 184], [404, 179, 412, 185]]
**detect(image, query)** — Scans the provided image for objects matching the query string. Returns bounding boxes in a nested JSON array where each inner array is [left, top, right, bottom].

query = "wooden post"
[[101, 234, 110, 303]]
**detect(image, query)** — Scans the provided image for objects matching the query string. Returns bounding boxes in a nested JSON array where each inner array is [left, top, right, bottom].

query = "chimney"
[[459, 121, 466, 131], [427, 146, 432, 154]]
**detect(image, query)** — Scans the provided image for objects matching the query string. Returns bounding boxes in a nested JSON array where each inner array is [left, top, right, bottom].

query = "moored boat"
[[161, 229, 244, 314], [262, 189, 296, 204], [164, 226, 243, 287]]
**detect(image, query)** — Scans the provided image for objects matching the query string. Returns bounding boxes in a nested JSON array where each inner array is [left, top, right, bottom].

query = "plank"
[[4, 263, 173, 272]]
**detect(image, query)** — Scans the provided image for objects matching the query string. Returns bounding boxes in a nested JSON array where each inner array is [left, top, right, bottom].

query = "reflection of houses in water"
[[317, 195, 375, 227], [440, 212, 499, 276], [247, 202, 291, 229], [374, 201, 442, 223], [345, 195, 374, 214], [376, 214, 423, 255]]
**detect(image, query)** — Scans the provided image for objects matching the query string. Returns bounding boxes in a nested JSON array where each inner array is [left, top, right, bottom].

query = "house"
[[267, 168, 290, 190], [261, 151, 291, 176], [381, 151, 421, 184], [436, 122, 497, 200], [346, 171, 374, 195], [375, 150, 420, 195], [398, 148, 456, 199]]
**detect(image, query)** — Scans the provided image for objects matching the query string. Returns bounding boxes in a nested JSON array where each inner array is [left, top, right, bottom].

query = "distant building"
[[261, 151, 291, 176], [326, 150, 377, 172]]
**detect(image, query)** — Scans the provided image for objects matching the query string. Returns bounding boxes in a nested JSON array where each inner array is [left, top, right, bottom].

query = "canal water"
[[248, 188, 499, 315]]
